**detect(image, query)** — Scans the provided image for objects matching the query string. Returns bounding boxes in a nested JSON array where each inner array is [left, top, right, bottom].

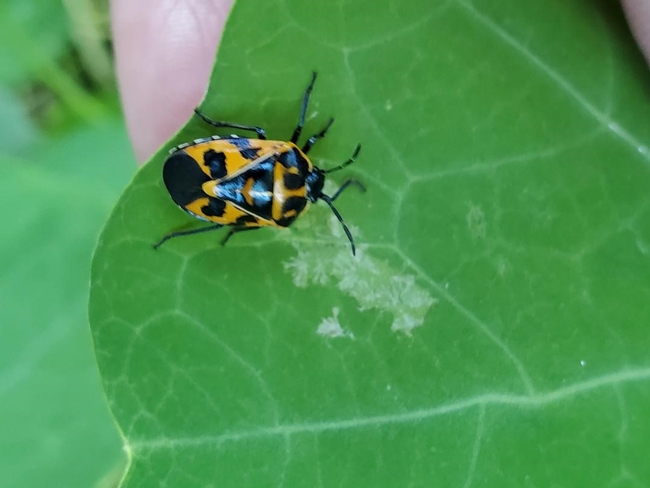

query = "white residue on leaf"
[[282, 202, 437, 336], [317, 307, 354, 339], [466, 202, 486, 240]]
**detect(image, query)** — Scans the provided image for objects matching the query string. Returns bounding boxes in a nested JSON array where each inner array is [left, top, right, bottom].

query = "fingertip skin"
[[111, 0, 234, 163], [622, 0, 650, 67]]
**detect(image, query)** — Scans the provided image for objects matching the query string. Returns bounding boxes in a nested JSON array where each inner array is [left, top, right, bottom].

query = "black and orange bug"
[[154, 72, 365, 255]]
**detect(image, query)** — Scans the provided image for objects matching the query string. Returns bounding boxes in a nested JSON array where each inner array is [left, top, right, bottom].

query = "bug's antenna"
[[323, 144, 361, 174], [319, 194, 356, 255]]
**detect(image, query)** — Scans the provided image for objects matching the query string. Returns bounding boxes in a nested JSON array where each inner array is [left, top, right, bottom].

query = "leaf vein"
[[459, 1, 650, 165], [128, 367, 650, 452]]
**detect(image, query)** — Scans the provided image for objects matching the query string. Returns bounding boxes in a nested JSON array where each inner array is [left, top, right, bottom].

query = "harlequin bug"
[[154, 72, 364, 255]]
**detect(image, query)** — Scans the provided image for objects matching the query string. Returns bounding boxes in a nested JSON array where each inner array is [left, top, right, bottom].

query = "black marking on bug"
[[277, 197, 308, 227], [226, 137, 261, 160], [227, 137, 251, 148], [163, 153, 211, 207], [278, 148, 310, 174], [240, 148, 261, 159], [201, 197, 226, 217], [284, 196, 307, 215], [235, 213, 260, 225], [246, 164, 274, 192], [203, 149, 227, 179], [283, 172, 304, 190]]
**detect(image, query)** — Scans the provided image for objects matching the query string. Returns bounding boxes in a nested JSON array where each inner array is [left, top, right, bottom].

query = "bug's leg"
[[302, 118, 334, 154], [194, 109, 267, 140], [153, 224, 223, 249], [323, 144, 361, 174], [290, 71, 318, 144], [330, 179, 366, 202], [220, 226, 260, 246]]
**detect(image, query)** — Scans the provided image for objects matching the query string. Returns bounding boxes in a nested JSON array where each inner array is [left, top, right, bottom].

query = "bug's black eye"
[[163, 153, 210, 207]]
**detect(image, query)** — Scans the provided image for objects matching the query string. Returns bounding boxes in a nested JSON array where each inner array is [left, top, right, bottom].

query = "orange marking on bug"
[[185, 198, 213, 218], [271, 163, 308, 222], [201, 180, 218, 197], [184, 197, 250, 225], [183, 145, 214, 177], [242, 178, 256, 206], [221, 201, 249, 223], [223, 150, 252, 177]]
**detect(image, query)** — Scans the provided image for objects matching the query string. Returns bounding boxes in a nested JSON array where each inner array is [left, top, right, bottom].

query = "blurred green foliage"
[[0, 0, 132, 486]]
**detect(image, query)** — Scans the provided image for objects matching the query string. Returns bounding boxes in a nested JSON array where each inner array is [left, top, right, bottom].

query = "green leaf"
[[0, 118, 133, 488], [90, 0, 650, 486]]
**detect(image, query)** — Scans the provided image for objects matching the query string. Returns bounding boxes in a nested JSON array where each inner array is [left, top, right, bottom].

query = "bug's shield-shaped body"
[[162, 138, 325, 229]]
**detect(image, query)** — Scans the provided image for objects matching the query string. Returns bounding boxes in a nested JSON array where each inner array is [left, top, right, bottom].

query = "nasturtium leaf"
[[90, 0, 650, 486], [1, 118, 132, 487]]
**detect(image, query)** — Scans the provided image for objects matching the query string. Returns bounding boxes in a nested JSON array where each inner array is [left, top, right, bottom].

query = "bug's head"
[[305, 168, 326, 202], [306, 143, 361, 202], [305, 144, 363, 255]]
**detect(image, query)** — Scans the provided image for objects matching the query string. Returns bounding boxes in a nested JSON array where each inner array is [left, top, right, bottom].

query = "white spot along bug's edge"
[[282, 185, 437, 336]]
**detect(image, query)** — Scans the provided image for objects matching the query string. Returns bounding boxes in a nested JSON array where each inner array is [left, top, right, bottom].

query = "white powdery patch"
[[317, 307, 354, 339], [283, 213, 437, 336]]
